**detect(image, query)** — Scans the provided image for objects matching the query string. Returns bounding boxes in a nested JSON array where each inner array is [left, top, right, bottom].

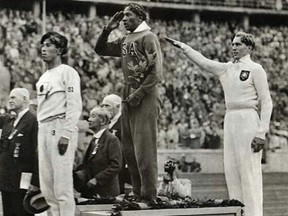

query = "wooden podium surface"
[[77, 205, 242, 216]]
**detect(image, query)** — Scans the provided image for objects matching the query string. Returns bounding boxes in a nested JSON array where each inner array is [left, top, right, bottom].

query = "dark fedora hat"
[[23, 189, 50, 214]]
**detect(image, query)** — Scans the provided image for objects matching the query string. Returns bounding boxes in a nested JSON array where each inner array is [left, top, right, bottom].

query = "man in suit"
[[101, 94, 132, 194], [74, 107, 122, 198], [101, 94, 122, 140], [0, 88, 38, 216]]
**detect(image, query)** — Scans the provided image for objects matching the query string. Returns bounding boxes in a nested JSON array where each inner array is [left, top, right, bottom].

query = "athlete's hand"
[[58, 136, 69, 155], [106, 11, 124, 31], [251, 137, 265, 153], [87, 178, 97, 188], [165, 37, 183, 49], [27, 185, 39, 193]]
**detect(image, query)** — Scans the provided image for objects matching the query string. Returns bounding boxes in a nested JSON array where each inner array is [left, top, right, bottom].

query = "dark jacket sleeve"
[[0, 115, 6, 129], [30, 116, 39, 187], [94, 137, 122, 186], [94, 27, 123, 57]]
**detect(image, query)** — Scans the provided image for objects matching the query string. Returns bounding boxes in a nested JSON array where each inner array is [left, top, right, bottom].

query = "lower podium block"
[[76, 204, 114, 216], [80, 206, 242, 216]]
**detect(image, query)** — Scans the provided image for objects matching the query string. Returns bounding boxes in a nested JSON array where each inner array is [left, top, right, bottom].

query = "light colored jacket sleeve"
[[181, 43, 228, 76], [61, 68, 82, 138], [253, 66, 273, 139]]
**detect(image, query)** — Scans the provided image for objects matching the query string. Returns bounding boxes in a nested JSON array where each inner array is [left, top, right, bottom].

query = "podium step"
[[177, 173, 288, 216]]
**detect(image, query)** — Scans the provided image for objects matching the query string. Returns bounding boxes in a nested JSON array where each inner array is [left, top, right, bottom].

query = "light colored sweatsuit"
[[182, 45, 272, 216], [36, 64, 82, 216]]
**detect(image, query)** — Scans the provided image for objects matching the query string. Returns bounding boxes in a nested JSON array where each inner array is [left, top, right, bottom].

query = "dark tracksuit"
[[95, 24, 163, 201]]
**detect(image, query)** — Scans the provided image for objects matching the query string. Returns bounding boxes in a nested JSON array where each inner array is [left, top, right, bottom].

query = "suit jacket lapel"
[[5, 118, 15, 136], [87, 129, 107, 161], [14, 112, 30, 134]]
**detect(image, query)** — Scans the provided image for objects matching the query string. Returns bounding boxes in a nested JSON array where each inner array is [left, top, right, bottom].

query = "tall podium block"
[[80, 206, 242, 216]]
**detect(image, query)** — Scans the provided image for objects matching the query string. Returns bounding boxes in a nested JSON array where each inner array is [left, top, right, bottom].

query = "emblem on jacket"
[[239, 70, 250, 81]]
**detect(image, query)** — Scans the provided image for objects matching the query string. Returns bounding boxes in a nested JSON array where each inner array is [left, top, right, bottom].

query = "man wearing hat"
[[37, 31, 82, 216], [95, 3, 163, 202], [0, 88, 38, 216]]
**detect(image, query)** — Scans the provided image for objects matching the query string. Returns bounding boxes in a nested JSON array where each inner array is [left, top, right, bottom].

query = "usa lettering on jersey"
[[129, 43, 137, 56], [122, 43, 127, 56]]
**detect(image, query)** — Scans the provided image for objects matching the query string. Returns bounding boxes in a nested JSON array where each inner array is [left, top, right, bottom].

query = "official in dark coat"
[[74, 107, 122, 198], [0, 88, 38, 216]]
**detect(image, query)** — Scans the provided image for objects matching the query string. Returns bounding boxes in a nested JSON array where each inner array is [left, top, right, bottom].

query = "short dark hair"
[[125, 3, 147, 21], [231, 32, 255, 50], [40, 32, 68, 55]]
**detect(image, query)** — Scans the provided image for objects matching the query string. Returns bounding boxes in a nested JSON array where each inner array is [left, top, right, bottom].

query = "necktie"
[[91, 138, 99, 155], [8, 111, 17, 128]]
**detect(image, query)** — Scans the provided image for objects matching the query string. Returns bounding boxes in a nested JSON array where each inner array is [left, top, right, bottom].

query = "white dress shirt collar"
[[109, 112, 121, 129], [14, 108, 29, 127], [93, 128, 106, 140]]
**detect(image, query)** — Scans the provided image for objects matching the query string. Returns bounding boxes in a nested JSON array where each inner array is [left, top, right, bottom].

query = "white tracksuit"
[[218, 55, 272, 216], [183, 47, 273, 216], [36, 64, 82, 216]]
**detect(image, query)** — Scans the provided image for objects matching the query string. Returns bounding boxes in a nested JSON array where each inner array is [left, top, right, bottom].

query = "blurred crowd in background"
[[0, 9, 287, 152], [144, 0, 287, 11]]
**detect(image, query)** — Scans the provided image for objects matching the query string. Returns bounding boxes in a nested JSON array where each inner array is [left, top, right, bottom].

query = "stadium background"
[[0, 0, 287, 215]]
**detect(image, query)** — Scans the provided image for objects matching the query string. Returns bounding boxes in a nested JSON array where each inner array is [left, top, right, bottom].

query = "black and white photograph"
[[0, 0, 287, 215]]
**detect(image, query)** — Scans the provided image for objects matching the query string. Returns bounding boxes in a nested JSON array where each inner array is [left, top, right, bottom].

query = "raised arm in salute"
[[166, 32, 272, 216], [95, 3, 163, 203]]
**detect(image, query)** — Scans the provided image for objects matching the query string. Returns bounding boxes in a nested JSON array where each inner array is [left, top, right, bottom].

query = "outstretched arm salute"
[[165, 37, 228, 76]]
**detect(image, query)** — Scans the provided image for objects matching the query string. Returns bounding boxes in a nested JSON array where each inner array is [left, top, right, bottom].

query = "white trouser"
[[38, 118, 77, 216], [224, 109, 263, 216]]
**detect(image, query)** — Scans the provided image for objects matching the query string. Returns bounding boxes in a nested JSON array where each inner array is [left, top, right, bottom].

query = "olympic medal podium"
[[76, 205, 243, 216]]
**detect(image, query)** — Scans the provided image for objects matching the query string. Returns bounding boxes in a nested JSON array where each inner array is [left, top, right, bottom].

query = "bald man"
[[0, 88, 38, 216], [101, 94, 122, 139], [101, 94, 131, 194], [75, 95, 122, 165]]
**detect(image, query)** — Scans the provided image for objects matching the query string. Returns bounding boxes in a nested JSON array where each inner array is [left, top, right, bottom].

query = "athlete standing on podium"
[[95, 3, 163, 203], [37, 32, 82, 216], [165, 32, 273, 216]]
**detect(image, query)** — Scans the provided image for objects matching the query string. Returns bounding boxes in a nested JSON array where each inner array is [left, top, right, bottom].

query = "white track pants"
[[224, 109, 263, 216], [38, 118, 77, 216]]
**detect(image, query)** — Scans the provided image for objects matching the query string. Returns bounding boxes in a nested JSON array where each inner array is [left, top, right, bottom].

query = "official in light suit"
[[0, 88, 38, 216], [74, 107, 122, 197]]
